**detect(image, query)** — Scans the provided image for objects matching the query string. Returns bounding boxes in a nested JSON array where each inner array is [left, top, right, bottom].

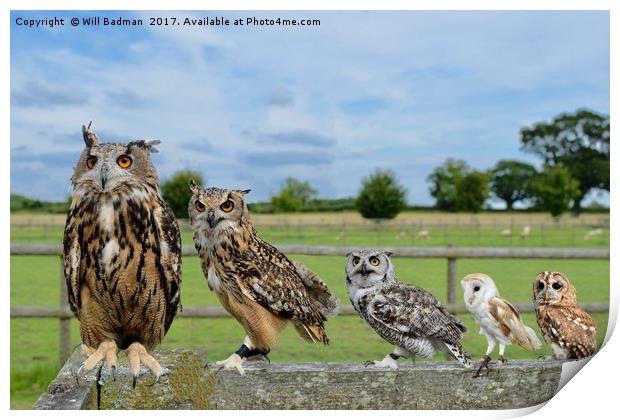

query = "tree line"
[[159, 109, 608, 220], [11, 109, 607, 220]]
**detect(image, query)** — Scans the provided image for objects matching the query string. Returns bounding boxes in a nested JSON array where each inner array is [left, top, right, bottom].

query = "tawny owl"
[[461, 273, 541, 377], [345, 250, 473, 369], [188, 181, 338, 374], [63, 122, 181, 386], [533, 271, 597, 360]]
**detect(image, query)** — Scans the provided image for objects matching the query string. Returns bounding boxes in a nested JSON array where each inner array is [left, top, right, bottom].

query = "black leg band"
[[235, 344, 270, 359], [389, 353, 401, 360]]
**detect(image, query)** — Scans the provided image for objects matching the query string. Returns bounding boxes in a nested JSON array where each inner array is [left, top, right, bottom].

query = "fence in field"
[[10, 244, 609, 365], [11, 216, 611, 247]]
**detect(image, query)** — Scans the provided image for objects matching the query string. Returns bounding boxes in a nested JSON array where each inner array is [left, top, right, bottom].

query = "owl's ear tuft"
[[384, 251, 394, 257], [128, 139, 161, 153], [189, 179, 201, 192], [236, 189, 251, 195], [82, 121, 99, 147]]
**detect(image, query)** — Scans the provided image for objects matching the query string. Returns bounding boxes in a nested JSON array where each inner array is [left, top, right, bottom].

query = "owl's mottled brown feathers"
[[533, 271, 597, 360], [536, 305, 597, 359], [189, 185, 335, 351], [64, 125, 181, 355]]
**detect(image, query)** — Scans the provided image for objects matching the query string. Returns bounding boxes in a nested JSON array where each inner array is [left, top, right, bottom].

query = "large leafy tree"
[[455, 171, 491, 213], [426, 159, 469, 211], [271, 177, 318, 213], [161, 170, 204, 218], [490, 160, 537, 210], [530, 165, 580, 218], [356, 170, 407, 220], [520, 109, 609, 213]]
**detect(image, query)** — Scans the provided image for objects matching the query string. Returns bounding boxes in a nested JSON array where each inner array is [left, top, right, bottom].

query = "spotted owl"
[[345, 250, 473, 369], [533, 271, 597, 360], [461, 273, 541, 376], [63, 122, 181, 386], [188, 180, 338, 374]]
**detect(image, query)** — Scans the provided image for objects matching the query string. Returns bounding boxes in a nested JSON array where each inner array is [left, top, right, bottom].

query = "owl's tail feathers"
[[293, 321, 330, 345], [293, 261, 339, 318], [443, 342, 474, 368], [524, 325, 543, 351]]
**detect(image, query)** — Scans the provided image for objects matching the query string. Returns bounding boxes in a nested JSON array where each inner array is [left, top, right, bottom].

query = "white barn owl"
[[461, 273, 541, 377], [346, 250, 473, 369]]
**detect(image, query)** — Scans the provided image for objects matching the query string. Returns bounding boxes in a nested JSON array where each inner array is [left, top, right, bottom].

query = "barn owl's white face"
[[461, 273, 498, 308]]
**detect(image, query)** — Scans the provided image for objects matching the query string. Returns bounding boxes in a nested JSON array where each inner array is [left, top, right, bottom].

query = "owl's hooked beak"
[[99, 164, 109, 189], [359, 262, 370, 277], [206, 210, 216, 229]]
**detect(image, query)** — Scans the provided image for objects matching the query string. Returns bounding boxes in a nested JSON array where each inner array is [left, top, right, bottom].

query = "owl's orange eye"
[[86, 156, 97, 169], [117, 155, 132, 169], [195, 201, 206, 212], [220, 200, 234, 213]]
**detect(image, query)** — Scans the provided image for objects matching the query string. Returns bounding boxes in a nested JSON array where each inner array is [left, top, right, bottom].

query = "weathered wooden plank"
[[34, 349, 566, 410]]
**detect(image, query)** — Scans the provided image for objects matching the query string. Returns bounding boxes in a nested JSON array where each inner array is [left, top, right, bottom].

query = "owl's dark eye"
[[195, 201, 206, 212], [473, 286, 480, 292], [537, 282, 545, 290], [86, 155, 97, 169], [352, 257, 360, 265], [117, 155, 133, 169], [369, 256, 380, 266], [552, 282, 562, 290], [220, 200, 234, 213]]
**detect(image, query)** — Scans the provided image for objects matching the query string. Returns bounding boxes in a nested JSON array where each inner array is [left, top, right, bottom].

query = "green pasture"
[[11, 253, 610, 409], [10, 222, 610, 248]]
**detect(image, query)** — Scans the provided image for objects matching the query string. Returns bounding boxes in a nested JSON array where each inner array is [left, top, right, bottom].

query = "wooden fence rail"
[[10, 244, 609, 364]]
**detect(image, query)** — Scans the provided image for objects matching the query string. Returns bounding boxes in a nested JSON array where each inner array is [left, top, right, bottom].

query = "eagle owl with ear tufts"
[[188, 180, 338, 375], [63, 122, 181, 386]]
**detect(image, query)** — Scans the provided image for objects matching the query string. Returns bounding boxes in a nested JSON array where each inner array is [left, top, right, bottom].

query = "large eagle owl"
[[188, 181, 338, 374], [63, 122, 181, 386]]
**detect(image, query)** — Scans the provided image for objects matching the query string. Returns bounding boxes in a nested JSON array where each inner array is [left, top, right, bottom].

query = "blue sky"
[[10, 10, 610, 206]]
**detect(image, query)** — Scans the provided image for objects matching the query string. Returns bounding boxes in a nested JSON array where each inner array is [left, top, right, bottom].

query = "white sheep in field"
[[336, 231, 347, 241], [416, 229, 430, 240], [584, 228, 604, 241], [395, 231, 407, 240], [520, 225, 531, 239], [500, 228, 512, 237]]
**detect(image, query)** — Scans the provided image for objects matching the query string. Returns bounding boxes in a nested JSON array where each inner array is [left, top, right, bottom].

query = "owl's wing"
[[154, 201, 182, 333], [235, 241, 325, 326], [367, 284, 466, 344], [62, 207, 82, 315], [488, 297, 541, 351], [545, 305, 597, 357]]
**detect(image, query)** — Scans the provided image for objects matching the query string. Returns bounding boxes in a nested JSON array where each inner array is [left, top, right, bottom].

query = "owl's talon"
[[132, 375, 137, 389], [473, 355, 492, 378], [364, 360, 375, 368], [497, 355, 507, 366], [213, 353, 245, 375]]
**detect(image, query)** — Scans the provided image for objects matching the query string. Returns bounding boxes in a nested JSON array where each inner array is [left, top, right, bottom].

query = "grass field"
[[10, 212, 610, 248], [10, 212, 610, 408]]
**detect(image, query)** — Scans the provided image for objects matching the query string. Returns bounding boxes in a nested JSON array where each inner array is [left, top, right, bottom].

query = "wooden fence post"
[[446, 246, 457, 304], [59, 256, 71, 365]]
